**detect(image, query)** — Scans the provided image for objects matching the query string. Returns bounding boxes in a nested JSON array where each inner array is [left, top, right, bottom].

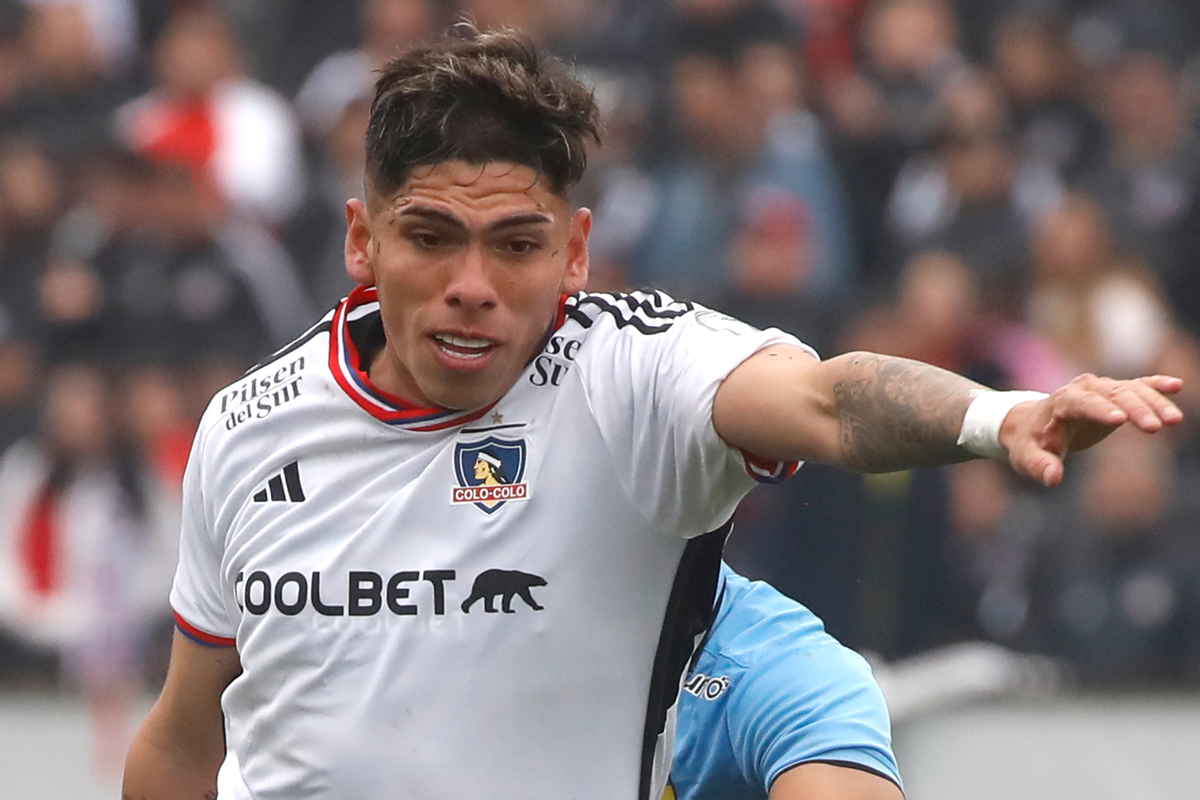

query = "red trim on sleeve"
[[741, 450, 800, 484], [174, 611, 236, 647]]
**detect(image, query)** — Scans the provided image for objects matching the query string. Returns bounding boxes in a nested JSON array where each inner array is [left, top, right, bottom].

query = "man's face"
[[345, 161, 591, 410]]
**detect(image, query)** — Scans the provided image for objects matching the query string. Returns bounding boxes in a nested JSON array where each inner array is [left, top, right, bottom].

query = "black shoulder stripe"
[[563, 305, 597, 329], [581, 291, 694, 320], [242, 318, 332, 377], [565, 293, 693, 335]]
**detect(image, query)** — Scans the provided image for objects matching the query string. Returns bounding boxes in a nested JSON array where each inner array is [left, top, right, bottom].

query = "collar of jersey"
[[328, 285, 498, 431]]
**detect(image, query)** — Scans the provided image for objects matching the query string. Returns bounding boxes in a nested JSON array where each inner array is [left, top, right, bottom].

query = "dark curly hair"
[[365, 24, 602, 200]]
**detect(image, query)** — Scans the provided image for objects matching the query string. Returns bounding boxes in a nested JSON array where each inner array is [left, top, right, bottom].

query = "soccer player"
[[122, 26, 1182, 800], [668, 564, 902, 800]]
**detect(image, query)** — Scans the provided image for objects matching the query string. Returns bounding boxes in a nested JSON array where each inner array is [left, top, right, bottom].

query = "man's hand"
[[1000, 373, 1184, 487]]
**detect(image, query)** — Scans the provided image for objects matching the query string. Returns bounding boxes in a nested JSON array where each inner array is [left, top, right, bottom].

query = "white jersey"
[[170, 286, 813, 800]]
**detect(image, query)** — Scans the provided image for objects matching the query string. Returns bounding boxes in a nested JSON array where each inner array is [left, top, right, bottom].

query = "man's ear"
[[560, 207, 592, 295], [345, 198, 376, 286]]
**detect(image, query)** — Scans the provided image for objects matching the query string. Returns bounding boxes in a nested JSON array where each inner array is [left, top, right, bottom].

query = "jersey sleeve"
[[726, 631, 901, 791], [572, 294, 816, 535], [169, 423, 237, 646]]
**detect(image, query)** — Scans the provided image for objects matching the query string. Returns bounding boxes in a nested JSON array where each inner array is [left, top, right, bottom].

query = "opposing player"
[[668, 564, 902, 800], [122, 25, 1182, 800]]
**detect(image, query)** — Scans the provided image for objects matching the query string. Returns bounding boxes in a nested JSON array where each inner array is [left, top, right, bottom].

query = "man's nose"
[[445, 245, 498, 309]]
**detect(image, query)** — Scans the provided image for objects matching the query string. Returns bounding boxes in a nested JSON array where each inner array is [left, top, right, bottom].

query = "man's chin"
[[423, 378, 505, 412]]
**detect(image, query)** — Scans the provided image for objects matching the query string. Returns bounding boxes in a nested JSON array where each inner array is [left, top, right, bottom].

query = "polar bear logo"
[[460, 569, 547, 613]]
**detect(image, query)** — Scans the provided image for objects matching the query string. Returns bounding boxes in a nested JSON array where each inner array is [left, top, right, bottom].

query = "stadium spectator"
[[0, 0, 26, 112], [37, 144, 152, 365], [113, 4, 306, 227], [40, 144, 311, 380], [1025, 192, 1175, 379], [958, 423, 1200, 685], [0, 132, 59, 327], [293, 0, 435, 141], [0, 132, 55, 451], [842, 250, 986, 374], [0, 321, 36, 452], [989, 12, 1104, 183], [775, 0, 866, 90], [461, 0, 616, 59], [1078, 47, 1200, 337], [884, 69, 1061, 309], [716, 183, 838, 355], [0, 362, 178, 772], [1029, 425, 1200, 683], [820, 0, 970, 285], [285, 90, 371, 309], [2, 0, 139, 159], [853, 0, 967, 149], [630, 35, 852, 309], [293, 0, 442, 308], [573, 66, 656, 291]]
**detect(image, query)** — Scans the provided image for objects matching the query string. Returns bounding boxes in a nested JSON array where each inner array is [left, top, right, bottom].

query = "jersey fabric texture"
[[169, 286, 813, 800], [670, 565, 902, 800]]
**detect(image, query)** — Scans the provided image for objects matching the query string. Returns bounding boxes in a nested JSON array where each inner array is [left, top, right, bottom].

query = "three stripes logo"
[[563, 291, 694, 335], [253, 461, 306, 503]]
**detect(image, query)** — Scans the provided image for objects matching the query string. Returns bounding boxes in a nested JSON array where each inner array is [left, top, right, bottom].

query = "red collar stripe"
[[328, 287, 496, 429], [553, 293, 569, 331]]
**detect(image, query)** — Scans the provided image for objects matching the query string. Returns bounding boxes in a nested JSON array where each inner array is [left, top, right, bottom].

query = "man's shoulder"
[[560, 290, 698, 338], [195, 316, 333, 448], [560, 290, 775, 348]]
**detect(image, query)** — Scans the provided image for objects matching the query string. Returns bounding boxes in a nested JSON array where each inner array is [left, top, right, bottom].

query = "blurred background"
[[1, 0, 1200, 796]]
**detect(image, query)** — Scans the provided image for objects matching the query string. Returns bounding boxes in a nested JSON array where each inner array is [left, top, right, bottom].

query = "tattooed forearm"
[[832, 353, 985, 472]]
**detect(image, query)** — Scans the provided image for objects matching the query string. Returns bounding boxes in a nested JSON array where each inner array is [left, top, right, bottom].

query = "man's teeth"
[[436, 334, 491, 350]]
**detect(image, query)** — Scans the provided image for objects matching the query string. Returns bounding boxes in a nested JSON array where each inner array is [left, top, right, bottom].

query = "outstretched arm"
[[123, 630, 241, 800], [713, 345, 1183, 485]]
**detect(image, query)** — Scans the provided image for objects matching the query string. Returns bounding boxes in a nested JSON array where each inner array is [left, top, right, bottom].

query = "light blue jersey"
[[670, 565, 902, 800]]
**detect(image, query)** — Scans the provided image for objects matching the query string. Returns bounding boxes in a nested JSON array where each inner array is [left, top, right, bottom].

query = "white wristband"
[[957, 390, 1049, 460]]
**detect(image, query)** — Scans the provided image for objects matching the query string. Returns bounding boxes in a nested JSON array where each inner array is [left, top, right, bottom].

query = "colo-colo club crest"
[[453, 436, 529, 513]]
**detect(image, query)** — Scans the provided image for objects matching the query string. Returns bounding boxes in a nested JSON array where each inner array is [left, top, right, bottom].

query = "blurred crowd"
[[2, 0, 1200, 749]]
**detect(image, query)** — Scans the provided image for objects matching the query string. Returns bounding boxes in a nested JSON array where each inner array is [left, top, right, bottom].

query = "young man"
[[668, 564, 903, 800], [123, 27, 1182, 800]]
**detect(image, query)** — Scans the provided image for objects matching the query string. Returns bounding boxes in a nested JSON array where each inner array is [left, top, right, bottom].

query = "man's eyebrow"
[[396, 206, 554, 231], [396, 207, 464, 228], [489, 213, 555, 231]]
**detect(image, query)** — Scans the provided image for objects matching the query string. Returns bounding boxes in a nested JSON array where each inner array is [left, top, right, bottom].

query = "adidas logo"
[[253, 461, 306, 503]]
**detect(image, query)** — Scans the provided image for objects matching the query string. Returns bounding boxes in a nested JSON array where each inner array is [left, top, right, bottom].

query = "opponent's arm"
[[713, 345, 1183, 484], [769, 762, 904, 800], [123, 630, 241, 800]]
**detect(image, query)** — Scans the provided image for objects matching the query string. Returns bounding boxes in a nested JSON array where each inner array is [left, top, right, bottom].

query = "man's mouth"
[[433, 333, 496, 360]]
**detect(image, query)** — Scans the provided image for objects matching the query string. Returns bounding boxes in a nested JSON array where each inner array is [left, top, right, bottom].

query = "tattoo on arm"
[[832, 354, 983, 472]]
